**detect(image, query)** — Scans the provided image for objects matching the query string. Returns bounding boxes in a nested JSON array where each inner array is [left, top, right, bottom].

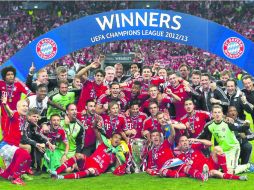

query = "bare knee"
[[210, 169, 223, 178], [75, 153, 85, 160], [213, 146, 224, 155], [20, 144, 32, 153]]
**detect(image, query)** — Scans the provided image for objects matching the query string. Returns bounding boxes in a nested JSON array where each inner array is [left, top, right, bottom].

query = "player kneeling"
[[50, 133, 125, 179]]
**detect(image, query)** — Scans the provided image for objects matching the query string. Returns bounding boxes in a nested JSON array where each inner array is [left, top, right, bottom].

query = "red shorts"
[[76, 155, 101, 174], [208, 156, 220, 171]]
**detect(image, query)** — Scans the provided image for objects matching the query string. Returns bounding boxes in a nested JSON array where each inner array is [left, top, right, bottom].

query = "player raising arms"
[[0, 93, 32, 185]]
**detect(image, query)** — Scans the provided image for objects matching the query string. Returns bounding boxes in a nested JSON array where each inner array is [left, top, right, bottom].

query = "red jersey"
[[147, 140, 174, 170], [97, 94, 128, 113], [180, 110, 211, 138], [0, 80, 31, 110], [44, 126, 68, 145], [174, 143, 209, 172], [122, 88, 149, 106], [2, 111, 26, 146], [141, 97, 172, 113], [143, 117, 162, 133], [127, 76, 164, 94], [140, 77, 165, 94], [77, 113, 101, 147], [124, 112, 147, 139], [86, 143, 117, 174], [165, 83, 190, 119], [101, 114, 126, 138], [77, 80, 107, 112]]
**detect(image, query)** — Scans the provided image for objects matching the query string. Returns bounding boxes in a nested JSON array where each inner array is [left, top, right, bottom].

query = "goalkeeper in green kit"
[[198, 104, 254, 174]]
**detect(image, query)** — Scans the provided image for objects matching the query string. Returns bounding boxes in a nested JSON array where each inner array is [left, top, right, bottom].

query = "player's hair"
[[56, 66, 67, 75], [178, 135, 188, 143], [227, 106, 238, 114], [66, 103, 76, 111], [36, 84, 48, 92], [94, 69, 105, 77], [114, 63, 123, 68], [73, 74, 81, 80], [201, 73, 211, 80], [86, 99, 96, 106], [37, 68, 47, 74], [167, 70, 177, 77], [130, 100, 140, 107], [27, 108, 40, 116], [220, 70, 231, 77], [179, 63, 190, 70], [184, 98, 194, 103], [150, 129, 160, 135], [156, 111, 164, 117], [1, 66, 16, 80], [242, 75, 253, 82], [158, 67, 167, 72], [108, 101, 119, 110], [226, 78, 237, 86], [130, 62, 140, 68], [109, 82, 120, 88], [212, 104, 223, 112], [191, 70, 201, 76], [58, 80, 69, 87], [133, 80, 142, 87], [149, 100, 158, 109], [142, 66, 152, 73], [112, 132, 122, 139], [148, 85, 158, 91], [50, 114, 61, 120]]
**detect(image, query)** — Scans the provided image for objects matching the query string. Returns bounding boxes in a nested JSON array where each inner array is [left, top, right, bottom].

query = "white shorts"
[[224, 144, 240, 170], [0, 142, 19, 168]]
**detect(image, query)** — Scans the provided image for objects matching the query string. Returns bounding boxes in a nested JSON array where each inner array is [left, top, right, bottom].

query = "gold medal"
[[9, 98, 12, 102], [191, 129, 195, 133]]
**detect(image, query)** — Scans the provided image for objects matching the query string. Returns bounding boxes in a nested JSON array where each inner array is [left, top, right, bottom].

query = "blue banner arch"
[[1, 9, 254, 81]]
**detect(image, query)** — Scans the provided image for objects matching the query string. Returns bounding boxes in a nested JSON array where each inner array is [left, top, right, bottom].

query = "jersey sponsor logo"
[[223, 37, 244, 59], [36, 38, 57, 60]]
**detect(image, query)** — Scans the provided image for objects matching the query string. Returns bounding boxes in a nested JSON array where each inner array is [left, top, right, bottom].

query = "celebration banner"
[[1, 9, 254, 81]]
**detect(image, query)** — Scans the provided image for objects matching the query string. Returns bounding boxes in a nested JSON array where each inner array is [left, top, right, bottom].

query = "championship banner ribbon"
[[1, 9, 254, 80]]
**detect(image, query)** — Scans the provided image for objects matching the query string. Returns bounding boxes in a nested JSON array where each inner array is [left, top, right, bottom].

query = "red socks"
[[217, 154, 228, 173], [223, 173, 240, 180], [185, 167, 204, 181], [160, 169, 186, 178], [56, 157, 77, 174], [64, 170, 90, 179]]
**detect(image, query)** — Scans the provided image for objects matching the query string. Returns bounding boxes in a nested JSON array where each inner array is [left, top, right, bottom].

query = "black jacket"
[[194, 86, 229, 113], [21, 122, 48, 146], [225, 88, 253, 120]]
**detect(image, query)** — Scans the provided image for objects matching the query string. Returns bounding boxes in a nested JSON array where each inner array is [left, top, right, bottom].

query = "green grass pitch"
[[0, 173, 254, 190]]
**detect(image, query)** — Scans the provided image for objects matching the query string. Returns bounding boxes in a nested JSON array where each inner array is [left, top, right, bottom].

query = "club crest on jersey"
[[36, 38, 57, 60], [223, 37, 244, 59]]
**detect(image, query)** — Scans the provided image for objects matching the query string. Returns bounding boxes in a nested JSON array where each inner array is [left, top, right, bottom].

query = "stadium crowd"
[[0, 1, 254, 75], [0, 0, 254, 186]]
